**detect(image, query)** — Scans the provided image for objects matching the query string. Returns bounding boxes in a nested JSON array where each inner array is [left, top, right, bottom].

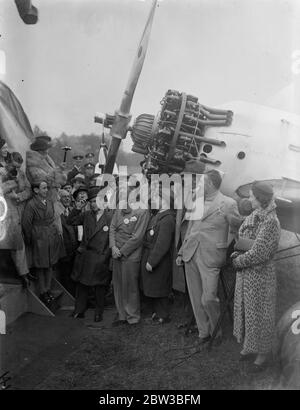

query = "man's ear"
[[33, 187, 39, 195]]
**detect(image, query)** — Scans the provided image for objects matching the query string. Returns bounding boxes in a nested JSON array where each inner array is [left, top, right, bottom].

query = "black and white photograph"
[[0, 0, 300, 393]]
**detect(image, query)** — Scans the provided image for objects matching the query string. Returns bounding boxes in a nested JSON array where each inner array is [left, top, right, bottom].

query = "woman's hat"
[[88, 186, 101, 200], [252, 181, 274, 202], [30, 138, 51, 152], [73, 186, 88, 200]]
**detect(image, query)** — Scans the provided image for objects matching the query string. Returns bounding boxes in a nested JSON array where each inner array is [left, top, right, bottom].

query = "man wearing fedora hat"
[[67, 154, 84, 182], [67, 186, 112, 322]]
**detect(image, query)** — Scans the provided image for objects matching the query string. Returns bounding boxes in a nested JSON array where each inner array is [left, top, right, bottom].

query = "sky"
[[0, 0, 300, 151]]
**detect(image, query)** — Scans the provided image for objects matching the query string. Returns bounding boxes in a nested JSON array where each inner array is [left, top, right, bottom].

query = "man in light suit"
[[176, 169, 241, 344]]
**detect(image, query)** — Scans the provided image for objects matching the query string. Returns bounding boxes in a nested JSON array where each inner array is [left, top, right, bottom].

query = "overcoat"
[[60, 211, 78, 260], [22, 196, 63, 268], [141, 210, 175, 298], [0, 168, 31, 250], [68, 208, 112, 287], [233, 200, 281, 354]]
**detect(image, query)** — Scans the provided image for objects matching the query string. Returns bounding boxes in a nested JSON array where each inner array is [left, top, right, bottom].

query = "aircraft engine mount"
[[130, 89, 233, 174]]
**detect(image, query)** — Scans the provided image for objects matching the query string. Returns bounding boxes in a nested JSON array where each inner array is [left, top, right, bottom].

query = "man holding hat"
[[67, 154, 84, 182], [67, 186, 112, 322]]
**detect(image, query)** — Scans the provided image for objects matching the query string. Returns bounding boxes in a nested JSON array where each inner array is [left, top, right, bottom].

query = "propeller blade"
[[105, 0, 158, 174]]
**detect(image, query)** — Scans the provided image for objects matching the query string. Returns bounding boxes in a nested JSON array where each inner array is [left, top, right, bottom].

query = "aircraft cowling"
[[130, 92, 300, 232], [131, 89, 233, 174]]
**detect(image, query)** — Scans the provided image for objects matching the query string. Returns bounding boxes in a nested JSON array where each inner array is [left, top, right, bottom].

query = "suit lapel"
[[201, 192, 224, 221], [88, 211, 108, 241]]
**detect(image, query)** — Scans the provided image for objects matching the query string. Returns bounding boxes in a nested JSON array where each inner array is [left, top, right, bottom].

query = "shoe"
[[239, 353, 256, 362], [70, 311, 85, 319], [39, 293, 51, 306], [111, 319, 127, 327], [211, 335, 222, 347], [197, 335, 211, 345], [247, 361, 270, 373], [94, 314, 103, 323], [46, 291, 55, 301]]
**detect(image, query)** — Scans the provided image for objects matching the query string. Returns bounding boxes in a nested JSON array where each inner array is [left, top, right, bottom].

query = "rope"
[[274, 252, 300, 262], [276, 244, 300, 254]]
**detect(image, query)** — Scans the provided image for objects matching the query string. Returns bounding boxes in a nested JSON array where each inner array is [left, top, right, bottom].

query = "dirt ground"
[[4, 291, 281, 391]]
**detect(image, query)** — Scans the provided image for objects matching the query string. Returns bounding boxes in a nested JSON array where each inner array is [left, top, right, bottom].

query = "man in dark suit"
[[68, 186, 112, 322]]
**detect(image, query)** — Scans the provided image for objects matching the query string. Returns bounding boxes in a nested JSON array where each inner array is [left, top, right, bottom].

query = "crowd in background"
[[0, 132, 281, 373]]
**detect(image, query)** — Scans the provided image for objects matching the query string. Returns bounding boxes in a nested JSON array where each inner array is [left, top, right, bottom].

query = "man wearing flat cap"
[[67, 154, 84, 182], [67, 186, 112, 322], [85, 152, 95, 164]]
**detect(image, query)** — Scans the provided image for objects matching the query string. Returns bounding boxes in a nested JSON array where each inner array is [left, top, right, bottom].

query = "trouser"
[[183, 266, 196, 326], [184, 253, 221, 338], [56, 257, 76, 297], [112, 259, 140, 324], [150, 297, 170, 320], [75, 283, 106, 316]]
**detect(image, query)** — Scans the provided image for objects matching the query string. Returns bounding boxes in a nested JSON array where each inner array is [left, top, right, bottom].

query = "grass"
[[35, 293, 279, 390]]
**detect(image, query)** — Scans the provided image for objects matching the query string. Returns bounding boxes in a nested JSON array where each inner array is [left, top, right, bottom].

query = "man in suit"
[[174, 159, 206, 334], [68, 186, 112, 322], [109, 186, 150, 326], [176, 169, 241, 344]]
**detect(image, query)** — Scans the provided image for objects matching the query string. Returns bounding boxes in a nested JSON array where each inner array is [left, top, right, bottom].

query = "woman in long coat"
[[68, 186, 112, 322], [22, 180, 63, 305], [232, 181, 281, 371], [141, 192, 175, 323]]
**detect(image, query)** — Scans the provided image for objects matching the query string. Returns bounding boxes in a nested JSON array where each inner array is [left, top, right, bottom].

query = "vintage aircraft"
[[92, 1, 300, 235], [1, 0, 299, 387]]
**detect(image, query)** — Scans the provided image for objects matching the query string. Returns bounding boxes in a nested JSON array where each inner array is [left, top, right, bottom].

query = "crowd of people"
[[0, 133, 281, 374]]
